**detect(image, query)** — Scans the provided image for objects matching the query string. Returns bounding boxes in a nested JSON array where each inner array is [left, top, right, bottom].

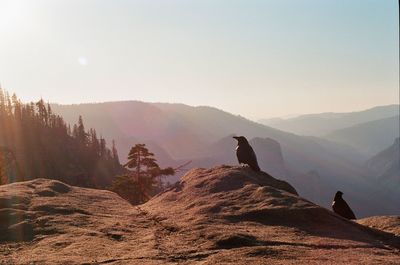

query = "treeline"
[[0, 88, 123, 187]]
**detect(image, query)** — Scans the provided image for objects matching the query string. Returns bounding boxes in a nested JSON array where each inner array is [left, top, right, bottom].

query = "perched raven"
[[332, 191, 356, 220], [233, 136, 260, 172]]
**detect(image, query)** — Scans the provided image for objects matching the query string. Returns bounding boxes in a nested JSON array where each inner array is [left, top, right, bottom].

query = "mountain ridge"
[[259, 104, 399, 137], [326, 115, 399, 156], [50, 101, 399, 217], [367, 137, 400, 179]]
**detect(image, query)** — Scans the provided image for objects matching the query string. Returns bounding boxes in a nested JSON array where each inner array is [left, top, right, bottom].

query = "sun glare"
[[78, 56, 89, 66], [0, 1, 26, 32]]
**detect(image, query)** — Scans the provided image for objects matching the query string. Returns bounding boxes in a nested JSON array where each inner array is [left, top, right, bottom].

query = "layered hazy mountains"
[[51, 103, 399, 217], [259, 105, 399, 156]]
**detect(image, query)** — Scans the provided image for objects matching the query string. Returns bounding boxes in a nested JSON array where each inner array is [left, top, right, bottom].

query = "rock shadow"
[[223, 207, 400, 250]]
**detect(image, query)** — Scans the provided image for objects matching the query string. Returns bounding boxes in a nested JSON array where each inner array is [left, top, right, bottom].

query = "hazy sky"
[[0, 0, 398, 119]]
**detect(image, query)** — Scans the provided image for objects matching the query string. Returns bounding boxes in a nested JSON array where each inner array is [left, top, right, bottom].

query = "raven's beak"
[[232, 136, 239, 140]]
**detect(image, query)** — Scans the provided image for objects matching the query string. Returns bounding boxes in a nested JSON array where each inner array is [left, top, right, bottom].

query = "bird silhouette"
[[233, 136, 260, 172], [332, 191, 356, 220]]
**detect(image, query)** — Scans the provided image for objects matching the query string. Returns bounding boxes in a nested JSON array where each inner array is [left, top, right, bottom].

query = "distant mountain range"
[[51, 101, 399, 217], [326, 115, 399, 156], [366, 138, 400, 206], [367, 138, 400, 182], [259, 105, 399, 156], [259, 105, 399, 136]]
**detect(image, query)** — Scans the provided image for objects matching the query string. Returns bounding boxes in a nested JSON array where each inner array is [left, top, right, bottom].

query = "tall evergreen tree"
[[112, 140, 119, 161], [0, 147, 19, 184]]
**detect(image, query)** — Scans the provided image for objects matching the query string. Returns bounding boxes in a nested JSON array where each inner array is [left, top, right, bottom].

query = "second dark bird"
[[332, 191, 356, 220], [233, 136, 260, 172]]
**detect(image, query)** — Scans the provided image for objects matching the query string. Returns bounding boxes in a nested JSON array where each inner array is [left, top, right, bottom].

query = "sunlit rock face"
[[0, 167, 399, 264], [358, 216, 400, 237]]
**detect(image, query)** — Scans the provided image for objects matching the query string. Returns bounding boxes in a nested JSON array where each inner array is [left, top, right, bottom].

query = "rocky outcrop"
[[0, 166, 399, 264], [358, 216, 400, 236], [251, 137, 289, 178]]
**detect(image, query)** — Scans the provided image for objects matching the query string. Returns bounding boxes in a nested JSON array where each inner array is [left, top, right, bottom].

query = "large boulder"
[[0, 166, 399, 264]]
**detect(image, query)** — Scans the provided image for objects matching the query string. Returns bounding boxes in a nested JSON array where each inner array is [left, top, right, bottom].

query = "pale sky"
[[0, 0, 398, 120]]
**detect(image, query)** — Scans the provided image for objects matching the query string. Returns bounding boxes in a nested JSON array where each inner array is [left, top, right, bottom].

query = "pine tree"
[[0, 150, 6, 185], [0, 147, 19, 184], [77, 116, 87, 145], [125, 144, 159, 178], [112, 144, 175, 205], [112, 140, 119, 163]]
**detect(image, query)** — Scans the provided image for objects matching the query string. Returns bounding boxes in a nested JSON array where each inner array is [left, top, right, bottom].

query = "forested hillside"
[[0, 89, 122, 187]]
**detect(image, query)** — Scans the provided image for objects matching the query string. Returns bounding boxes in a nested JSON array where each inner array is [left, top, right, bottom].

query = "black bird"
[[332, 191, 356, 220], [233, 136, 260, 172]]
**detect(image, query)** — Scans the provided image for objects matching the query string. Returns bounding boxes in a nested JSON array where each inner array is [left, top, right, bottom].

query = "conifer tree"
[[112, 144, 175, 204], [0, 150, 6, 185], [125, 144, 159, 177], [111, 140, 120, 165]]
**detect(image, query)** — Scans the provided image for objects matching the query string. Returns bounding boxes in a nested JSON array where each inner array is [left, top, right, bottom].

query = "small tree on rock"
[[111, 144, 175, 204]]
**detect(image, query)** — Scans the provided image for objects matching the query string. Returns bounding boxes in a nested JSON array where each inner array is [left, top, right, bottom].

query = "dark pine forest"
[[0, 88, 123, 188]]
